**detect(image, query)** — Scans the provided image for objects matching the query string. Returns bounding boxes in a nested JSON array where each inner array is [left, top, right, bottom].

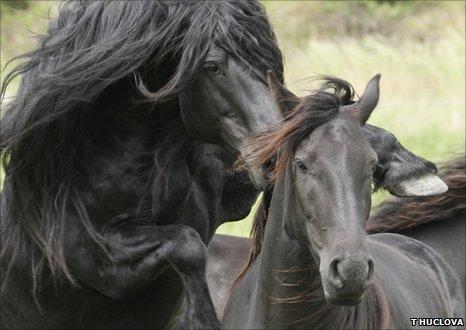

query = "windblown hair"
[[367, 156, 466, 233], [245, 76, 355, 182], [269, 266, 389, 329], [0, 0, 283, 296]]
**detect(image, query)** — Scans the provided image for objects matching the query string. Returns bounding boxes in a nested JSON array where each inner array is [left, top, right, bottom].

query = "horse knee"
[[96, 267, 138, 299], [171, 226, 208, 273]]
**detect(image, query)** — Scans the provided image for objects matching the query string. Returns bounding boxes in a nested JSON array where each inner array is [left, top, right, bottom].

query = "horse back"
[[206, 234, 250, 320], [369, 233, 465, 326], [400, 215, 465, 293]]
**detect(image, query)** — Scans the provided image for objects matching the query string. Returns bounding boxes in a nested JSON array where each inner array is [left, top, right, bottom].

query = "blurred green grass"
[[1, 1, 464, 238], [1, 1, 56, 92]]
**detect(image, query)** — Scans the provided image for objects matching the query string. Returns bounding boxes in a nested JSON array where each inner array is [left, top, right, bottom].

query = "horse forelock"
[[0, 0, 283, 297], [244, 75, 355, 183]]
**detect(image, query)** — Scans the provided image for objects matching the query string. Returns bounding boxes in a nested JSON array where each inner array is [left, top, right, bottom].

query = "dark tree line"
[[1, 0, 31, 10]]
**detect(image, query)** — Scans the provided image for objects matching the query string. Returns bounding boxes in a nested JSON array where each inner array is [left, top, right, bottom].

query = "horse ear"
[[267, 70, 300, 115], [355, 74, 381, 124]]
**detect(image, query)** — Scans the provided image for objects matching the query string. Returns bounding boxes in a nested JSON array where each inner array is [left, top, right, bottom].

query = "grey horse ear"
[[267, 70, 300, 115], [388, 174, 449, 197], [355, 74, 381, 124]]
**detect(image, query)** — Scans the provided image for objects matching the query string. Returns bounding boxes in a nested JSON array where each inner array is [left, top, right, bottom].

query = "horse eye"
[[204, 61, 222, 75], [295, 159, 309, 173]]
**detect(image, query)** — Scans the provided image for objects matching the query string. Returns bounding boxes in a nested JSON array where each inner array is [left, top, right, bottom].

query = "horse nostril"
[[367, 259, 374, 281], [364, 258, 375, 287], [328, 258, 343, 288]]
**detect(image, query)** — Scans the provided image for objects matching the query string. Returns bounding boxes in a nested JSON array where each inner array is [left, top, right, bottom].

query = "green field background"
[[1, 1, 464, 238]]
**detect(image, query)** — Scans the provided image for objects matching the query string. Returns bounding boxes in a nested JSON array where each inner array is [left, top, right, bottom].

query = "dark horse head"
[[248, 74, 388, 305], [1, 1, 283, 189], [0, 1, 282, 293], [291, 76, 379, 305]]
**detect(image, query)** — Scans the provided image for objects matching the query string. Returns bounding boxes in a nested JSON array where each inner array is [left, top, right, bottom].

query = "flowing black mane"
[[0, 0, 283, 293]]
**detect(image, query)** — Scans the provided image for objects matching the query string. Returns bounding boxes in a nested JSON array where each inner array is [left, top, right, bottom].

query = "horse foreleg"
[[64, 222, 220, 329]]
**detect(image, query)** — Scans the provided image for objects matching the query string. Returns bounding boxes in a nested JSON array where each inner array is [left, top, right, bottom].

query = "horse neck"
[[251, 205, 320, 328], [253, 200, 388, 329]]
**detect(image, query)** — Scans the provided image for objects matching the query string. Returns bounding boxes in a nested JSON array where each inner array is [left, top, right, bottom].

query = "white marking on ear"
[[389, 174, 449, 197]]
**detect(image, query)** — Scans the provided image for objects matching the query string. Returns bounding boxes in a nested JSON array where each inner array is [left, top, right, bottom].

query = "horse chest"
[[80, 140, 154, 221]]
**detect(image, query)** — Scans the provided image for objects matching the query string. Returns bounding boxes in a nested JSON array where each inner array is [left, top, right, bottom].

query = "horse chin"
[[323, 281, 366, 306], [326, 295, 364, 306]]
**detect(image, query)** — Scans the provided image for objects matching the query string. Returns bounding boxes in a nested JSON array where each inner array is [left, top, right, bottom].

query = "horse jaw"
[[390, 174, 449, 197]]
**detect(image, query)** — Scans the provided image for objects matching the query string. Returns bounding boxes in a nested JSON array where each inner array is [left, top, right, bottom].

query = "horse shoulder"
[[368, 233, 465, 319]]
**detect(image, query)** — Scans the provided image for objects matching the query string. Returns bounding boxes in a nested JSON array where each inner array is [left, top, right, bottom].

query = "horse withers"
[[222, 74, 464, 329]]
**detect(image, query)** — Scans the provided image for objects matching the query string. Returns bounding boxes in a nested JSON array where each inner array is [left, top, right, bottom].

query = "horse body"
[[207, 159, 466, 319], [399, 216, 465, 293], [208, 218, 465, 322], [223, 229, 463, 329], [207, 234, 251, 320], [1, 76, 257, 329], [223, 74, 464, 329]]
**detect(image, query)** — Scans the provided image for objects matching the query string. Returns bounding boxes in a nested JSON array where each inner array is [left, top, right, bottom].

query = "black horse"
[[1, 2, 283, 328], [207, 156, 466, 320], [222, 73, 464, 329], [0, 1, 449, 329]]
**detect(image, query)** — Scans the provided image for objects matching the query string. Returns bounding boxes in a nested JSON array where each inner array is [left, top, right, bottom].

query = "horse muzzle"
[[322, 254, 375, 306]]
